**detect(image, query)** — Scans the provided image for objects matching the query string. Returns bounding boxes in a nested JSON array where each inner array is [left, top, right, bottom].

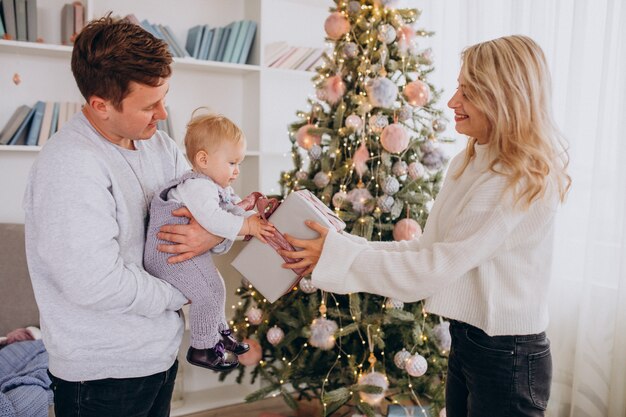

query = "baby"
[[144, 112, 274, 371]]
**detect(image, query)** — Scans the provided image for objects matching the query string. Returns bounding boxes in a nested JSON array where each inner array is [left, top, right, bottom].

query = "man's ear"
[[195, 150, 208, 168], [87, 96, 111, 121]]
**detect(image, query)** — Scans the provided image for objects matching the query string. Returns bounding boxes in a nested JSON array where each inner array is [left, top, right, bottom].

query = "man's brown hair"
[[71, 15, 172, 110]]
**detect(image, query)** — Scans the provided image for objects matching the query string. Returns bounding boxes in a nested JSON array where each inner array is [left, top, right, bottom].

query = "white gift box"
[[231, 190, 345, 303]]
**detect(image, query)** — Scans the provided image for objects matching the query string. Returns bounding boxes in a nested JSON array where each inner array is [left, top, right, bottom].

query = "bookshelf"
[[0, 0, 329, 414]]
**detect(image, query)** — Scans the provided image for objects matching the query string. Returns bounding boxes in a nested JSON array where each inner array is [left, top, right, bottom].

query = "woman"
[[280, 35, 571, 416]]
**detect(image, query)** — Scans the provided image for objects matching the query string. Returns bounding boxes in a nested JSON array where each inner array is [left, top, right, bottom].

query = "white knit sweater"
[[311, 143, 559, 336]]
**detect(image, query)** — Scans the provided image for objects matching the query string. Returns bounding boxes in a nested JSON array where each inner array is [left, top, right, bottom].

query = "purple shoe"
[[186, 341, 239, 371], [220, 329, 250, 355]]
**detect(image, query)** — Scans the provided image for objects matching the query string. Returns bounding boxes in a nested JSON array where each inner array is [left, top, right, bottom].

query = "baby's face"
[[201, 139, 246, 188]]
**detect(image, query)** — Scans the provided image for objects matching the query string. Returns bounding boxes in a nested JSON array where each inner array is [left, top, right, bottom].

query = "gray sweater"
[[23, 112, 190, 381]]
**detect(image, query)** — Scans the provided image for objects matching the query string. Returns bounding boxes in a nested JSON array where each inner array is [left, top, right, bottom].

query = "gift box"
[[231, 190, 345, 303]]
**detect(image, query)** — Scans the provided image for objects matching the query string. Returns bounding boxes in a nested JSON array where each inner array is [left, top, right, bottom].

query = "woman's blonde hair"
[[455, 35, 571, 208], [184, 110, 245, 167]]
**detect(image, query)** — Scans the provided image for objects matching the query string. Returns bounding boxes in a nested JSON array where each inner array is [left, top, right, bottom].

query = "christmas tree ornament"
[[393, 348, 411, 369], [380, 123, 409, 154], [311, 103, 324, 115], [324, 12, 350, 40], [347, 1, 361, 15], [246, 307, 263, 325], [238, 338, 262, 366], [392, 161, 408, 177], [393, 218, 422, 241], [382, 176, 400, 195], [377, 24, 396, 44], [385, 298, 404, 310], [397, 105, 413, 122], [358, 371, 389, 405], [432, 118, 447, 133], [323, 75, 347, 105], [266, 326, 285, 346], [368, 114, 389, 133], [343, 42, 359, 59], [313, 172, 330, 188], [439, 408, 447, 417], [309, 317, 338, 350], [345, 114, 364, 131], [420, 47, 434, 65], [309, 144, 322, 160], [404, 80, 430, 107], [12, 73, 22, 85], [433, 321, 452, 351], [295, 170, 309, 180], [347, 187, 374, 214], [332, 190, 349, 209], [299, 278, 318, 294], [420, 145, 447, 170], [353, 140, 370, 178], [405, 354, 428, 377], [377, 195, 394, 213], [365, 77, 397, 109], [296, 124, 321, 150], [408, 161, 426, 180], [397, 26, 416, 54]]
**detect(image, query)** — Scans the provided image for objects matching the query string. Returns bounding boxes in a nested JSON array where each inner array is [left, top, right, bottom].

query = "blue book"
[[7, 105, 36, 145], [185, 25, 204, 58], [207, 27, 222, 61], [222, 21, 242, 63], [229, 20, 249, 64], [215, 27, 231, 62], [49, 102, 60, 137], [25, 100, 45, 146], [161, 24, 188, 57], [236, 21, 257, 64], [197, 24, 212, 60], [140, 19, 158, 38], [0, 2, 6, 37]]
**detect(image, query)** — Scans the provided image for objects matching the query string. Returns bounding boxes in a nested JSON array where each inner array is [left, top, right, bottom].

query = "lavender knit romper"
[[144, 171, 245, 349]]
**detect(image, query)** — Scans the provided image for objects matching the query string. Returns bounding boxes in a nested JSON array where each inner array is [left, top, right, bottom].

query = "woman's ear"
[[195, 150, 208, 168]]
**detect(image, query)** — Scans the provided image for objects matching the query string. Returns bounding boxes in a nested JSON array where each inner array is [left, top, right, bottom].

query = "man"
[[23, 16, 221, 417]]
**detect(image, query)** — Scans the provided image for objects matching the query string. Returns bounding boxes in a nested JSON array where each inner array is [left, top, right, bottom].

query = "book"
[[25, 0, 37, 42], [14, 0, 26, 41], [236, 20, 257, 64], [0, 105, 31, 145], [264, 41, 290, 66], [56, 101, 68, 131], [0, 5, 5, 38], [61, 3, 74, 45], [160, 24, 188, 57], [296, 48, 324, 71], [270, 47, 297, 68], [7, 105, 37, 145], [279, 47, 312, 69], [196, 24, 212, 60], [215, 26, 231, 62], [185, 24, 204, 58], [25, 100, 45, 146], [37, 101, 54, 146], [206, 27, 222, 61], [139, 19, 158, 38], [73, 1, 84, 38], [1, 0, 17, 40], [49, 102, 60, 137], [221, 21, 242, 63], [229, 20, 249, 64]]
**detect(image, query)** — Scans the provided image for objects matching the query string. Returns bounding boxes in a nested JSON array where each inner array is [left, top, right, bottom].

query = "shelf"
[[173, 58, 261, 74], [0, 39, 72, 58], [0, 145, 41, 152]]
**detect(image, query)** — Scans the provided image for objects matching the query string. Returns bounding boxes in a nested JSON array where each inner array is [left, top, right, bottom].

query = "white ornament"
[[405, 354, 428, 377], [332, 190, 349, 209], [309, 144, 322, 160], [299, 278, 317, 294], [393, 348, 411, 369], [309, 317, 338, 350], [347, 188, 374, 214], [347, 1, 361, 15], [368, 114, 389, 134], [313, 172, 330, 188], [377, 195, 394, 213], [365, 77, 397, 109], [295, 170, 308, 180], [358, 371, 389, 405], [392, 161, 408, 177], [266, 326, 285, 346], [246, 307, 263, 325], [397, 105, 413, 122], [433, 321, 452, 351], [343, 42, 359, 58], [345, 114, 364, 131], [385, 298, 404, 310], [408, 161, 425, 180], [377, 24, 396, 44], [382, 176, 400, 195], [432, 118, 447, 133]]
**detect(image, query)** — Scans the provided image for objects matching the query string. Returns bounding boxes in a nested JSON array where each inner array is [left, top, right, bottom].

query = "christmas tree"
[[223, 1, 452, 416]]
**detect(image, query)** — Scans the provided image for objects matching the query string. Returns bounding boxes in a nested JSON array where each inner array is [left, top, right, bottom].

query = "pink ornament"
[[347, 188, 374, 214], [353, 141, 369, 178], [238, 338, 262, 366], [380, 123, 409, 154], [246, 307, 263, 325], [267, 326, 285, 346], [324, 12, 350, 40], [404, 80, 430, 107], [295, 124, 321, 150], [323, 75, 346, 105], [393, 218, 422, 241]]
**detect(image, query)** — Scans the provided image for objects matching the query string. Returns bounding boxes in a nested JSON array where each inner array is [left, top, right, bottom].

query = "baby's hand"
[[245, 215, 275, 243]]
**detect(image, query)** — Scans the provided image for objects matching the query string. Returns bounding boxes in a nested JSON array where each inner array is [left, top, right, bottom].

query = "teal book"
[[229, 20, 249, 63], [185, 24, 204, 58], [197, 24, 212, 60], [236, 21, 257, 64], [14, 0, 26, 41], [7, 105, 37, 145], [49, 102, 60, 137], [161, 24, 188, 57], [215, 27, 231, 62], [221, 21, 242, 63], [207, 27, 222, 61], [0, 2, 6, 37], [0, 105, 31, 145], [1, 0, 17, 40], [25, 100, 45, 146]]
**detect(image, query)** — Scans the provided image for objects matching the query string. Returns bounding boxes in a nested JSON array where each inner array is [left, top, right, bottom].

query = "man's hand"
[[279, 220, 329, 276], [157, 207, 224, 264]]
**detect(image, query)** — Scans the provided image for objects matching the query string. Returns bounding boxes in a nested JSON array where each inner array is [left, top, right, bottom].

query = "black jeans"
[[48, 360, 178, 417], [446, 321, 552, 417]]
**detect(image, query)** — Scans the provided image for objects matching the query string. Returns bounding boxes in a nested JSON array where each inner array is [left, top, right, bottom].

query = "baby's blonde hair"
[[184, 110, 245, 167], [455, 35, 571, 208]]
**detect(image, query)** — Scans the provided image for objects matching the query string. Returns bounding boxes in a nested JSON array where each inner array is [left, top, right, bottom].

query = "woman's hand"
[[157, 207, 224, 264], [279, 220, 329, 276]]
